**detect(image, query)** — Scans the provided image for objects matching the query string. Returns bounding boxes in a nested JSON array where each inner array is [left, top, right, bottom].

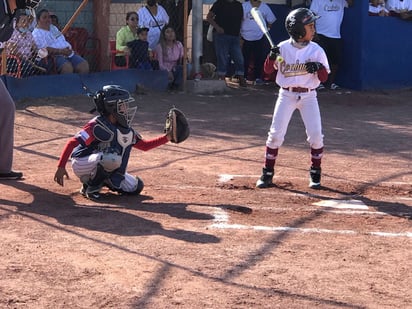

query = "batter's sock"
[[264, 146, 278, 170], [310, 147, 323, 168]]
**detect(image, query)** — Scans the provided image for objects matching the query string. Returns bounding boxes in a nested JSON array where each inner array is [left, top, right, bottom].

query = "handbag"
[[206, 24, 213, 42]]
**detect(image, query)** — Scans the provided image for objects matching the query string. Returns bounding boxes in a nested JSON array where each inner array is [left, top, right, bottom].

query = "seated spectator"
[[369, 0, 390, 16], [137, 0, 169, 50], [154, 25, 184, 91], [386, 0, 412, 18], [127, 27, 159, 70], [50, 13, 61, 30], [5, 11, 49, 77], [32, 9, 89, 74], [115, 11, 139, 67]]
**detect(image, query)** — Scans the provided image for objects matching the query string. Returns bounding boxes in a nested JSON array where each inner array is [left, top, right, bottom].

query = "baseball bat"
[[250, 7, 283, 62]]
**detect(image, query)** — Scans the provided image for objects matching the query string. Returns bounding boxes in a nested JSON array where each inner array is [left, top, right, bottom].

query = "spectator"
[[154, 25, 184, 90], [127, 27, 159, 70], [240, 0, 276, 85], [137, 0, 169, 50], [115, 11, 139, 67], [158, 0, 192, 44], [32, 9, 89, 74], [50, 13, 61, 30], [5, 11, 49, 77], [386, 0, 412, 19], [310, 0, 354, 90], [207, 0, 246, 87], [369, 0, 389, 16]]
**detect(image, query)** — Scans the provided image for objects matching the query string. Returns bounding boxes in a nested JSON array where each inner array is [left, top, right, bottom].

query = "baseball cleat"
[[80, 184, 102, 200], [256, 167, 274, 188], [0, 171, 23, 180], [309, 166, 321, 188]]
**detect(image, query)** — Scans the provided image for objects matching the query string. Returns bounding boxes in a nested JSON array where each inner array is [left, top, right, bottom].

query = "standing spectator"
[[32, 9, 89, 74], [137, 0, 169, 51], [5, 11, 49, 77], [0, 0, 42, 180], [310, 0, 353, 90], [241, 0, 276, 85], [207, 0, 246, 87], [369, 0, 389, 16], [115, 11, 139, 67], [158, 0, 192, 44], [154, 25, 184, 90]]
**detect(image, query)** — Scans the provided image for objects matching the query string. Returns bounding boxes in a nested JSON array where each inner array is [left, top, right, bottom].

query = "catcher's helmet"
[[285, 8, 319, 41], [93, 85, 137, 128]]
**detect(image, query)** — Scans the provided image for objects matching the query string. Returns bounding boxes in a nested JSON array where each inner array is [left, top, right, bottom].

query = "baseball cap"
[[137, 27, 149, 34]]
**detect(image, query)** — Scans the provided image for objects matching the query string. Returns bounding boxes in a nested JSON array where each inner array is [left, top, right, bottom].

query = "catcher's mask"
[[285, 8, 319, 41], [93, 85, 137, 128]]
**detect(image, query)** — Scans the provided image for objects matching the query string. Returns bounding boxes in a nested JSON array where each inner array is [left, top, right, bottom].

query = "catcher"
[[53, 85, 189, 199]]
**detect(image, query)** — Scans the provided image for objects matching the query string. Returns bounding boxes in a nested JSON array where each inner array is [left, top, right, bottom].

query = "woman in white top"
[[137, 0, 169, 50], [32, 9, 89, 74]]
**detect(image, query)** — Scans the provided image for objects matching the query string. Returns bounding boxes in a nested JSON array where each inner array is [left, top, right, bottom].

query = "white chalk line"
[[211, 209, 412, 238], [217, 173, 412, 186]]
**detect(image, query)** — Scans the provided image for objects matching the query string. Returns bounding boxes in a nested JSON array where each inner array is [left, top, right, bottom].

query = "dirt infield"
[[1, 84, 411, 308]]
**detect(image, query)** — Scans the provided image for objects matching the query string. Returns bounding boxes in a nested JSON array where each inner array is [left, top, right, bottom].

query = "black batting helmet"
[[285, 8, 319, 41]]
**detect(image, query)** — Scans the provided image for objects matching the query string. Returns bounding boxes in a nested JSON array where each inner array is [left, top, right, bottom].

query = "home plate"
[[313, 199, 368, 210]]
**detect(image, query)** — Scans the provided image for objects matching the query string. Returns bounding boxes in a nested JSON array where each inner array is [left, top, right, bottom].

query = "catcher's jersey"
[[71, 116, 141, 176], [275, 39, 330, 90]]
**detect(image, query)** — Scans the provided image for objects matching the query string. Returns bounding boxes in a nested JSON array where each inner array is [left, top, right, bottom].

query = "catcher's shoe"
[[256, 167, 274, 188], [84, 185, 102, 200], [79, 184, 87, 196], [309, 166, 321, 188]]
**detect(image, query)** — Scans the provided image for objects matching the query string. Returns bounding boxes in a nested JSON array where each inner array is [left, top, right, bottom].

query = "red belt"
[[282, 87, 314, 93]]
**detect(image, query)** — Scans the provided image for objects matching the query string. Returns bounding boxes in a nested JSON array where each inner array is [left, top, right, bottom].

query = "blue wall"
[[5, 70, 169, 101]]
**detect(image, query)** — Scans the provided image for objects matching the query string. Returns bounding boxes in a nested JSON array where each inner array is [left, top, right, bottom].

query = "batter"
[[256, 8, 330, 189]]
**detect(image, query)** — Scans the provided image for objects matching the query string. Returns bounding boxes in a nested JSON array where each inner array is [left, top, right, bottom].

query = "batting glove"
[[305, 62, 324, 74], [268, 46, 280, 60]]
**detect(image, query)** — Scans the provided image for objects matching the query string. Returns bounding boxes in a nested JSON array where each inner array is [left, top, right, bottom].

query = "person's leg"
[[257, 90, 298, 188], [297, 92, 324, 188], [70, 55, 89, 74], [214, 34, 230, 78], [327, 38, 343, 89], [229, 35, 245, 78], [242, 39, 253, 80], [0, 79, 21, 178], [253, 37, 267, 82]]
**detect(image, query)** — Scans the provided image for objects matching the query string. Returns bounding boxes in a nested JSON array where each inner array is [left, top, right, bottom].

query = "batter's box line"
[[217, 174, 412, 186], [210, 209, 412, 239]]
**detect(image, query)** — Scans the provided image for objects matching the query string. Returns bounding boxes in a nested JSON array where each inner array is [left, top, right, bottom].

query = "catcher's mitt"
[[164, 108, 190, 143]]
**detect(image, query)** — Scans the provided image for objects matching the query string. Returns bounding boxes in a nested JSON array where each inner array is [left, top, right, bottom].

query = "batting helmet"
[[93, 85, 137, 128], [285, 8, 319, 41]]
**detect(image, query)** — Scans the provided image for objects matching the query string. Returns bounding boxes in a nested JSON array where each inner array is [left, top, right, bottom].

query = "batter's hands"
[[268, 46, 280, 60], [305, 62, 324, 74], [54, 167, 69, 186]]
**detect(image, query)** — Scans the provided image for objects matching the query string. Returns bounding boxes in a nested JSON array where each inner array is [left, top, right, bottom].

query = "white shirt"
[[275, 39, 330, 89], [32, 24, 72, 50], [240, 1, 276, 41], [137, 5, 169, 50], [310, 0, 349, 39], [386, 0, 412, 12]]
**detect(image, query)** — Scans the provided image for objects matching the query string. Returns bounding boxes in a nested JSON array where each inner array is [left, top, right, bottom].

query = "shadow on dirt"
[[0, 181, 220, 244]]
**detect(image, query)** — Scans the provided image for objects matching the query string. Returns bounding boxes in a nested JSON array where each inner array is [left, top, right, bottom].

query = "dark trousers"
[[242, 36, 267, 81]]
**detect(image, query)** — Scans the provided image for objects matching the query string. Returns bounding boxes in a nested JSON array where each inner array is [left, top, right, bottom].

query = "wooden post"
[[183, 0, 188, 90], [61, 0, 89, 34], [1, 49, 7, 75]]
